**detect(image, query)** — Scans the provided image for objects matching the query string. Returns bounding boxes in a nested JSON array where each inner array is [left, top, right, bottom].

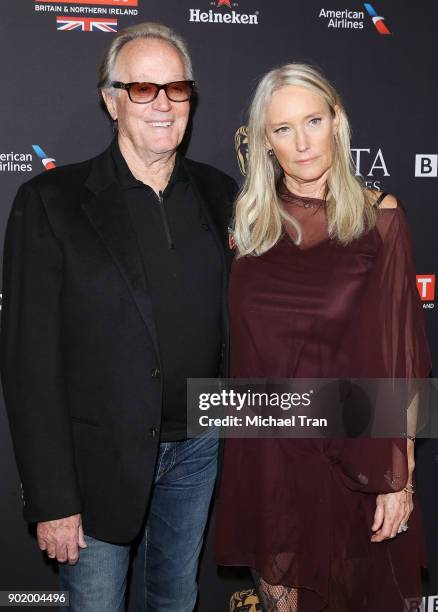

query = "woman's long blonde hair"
[[234, 63, 376, 256]]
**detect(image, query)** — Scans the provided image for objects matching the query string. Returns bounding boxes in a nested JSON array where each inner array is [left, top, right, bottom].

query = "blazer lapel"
[[81, 148, 160, 355]]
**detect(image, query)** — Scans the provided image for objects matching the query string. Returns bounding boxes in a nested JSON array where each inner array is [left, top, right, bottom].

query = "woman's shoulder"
[[368, 189, 398, 210], [367, 190, 412, 245]]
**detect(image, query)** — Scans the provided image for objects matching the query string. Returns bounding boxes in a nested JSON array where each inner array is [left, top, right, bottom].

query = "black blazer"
[[0, 144, 237, 543]]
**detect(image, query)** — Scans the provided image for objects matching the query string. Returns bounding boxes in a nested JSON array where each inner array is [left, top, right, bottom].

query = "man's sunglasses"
[[111, 80, 195, 104]]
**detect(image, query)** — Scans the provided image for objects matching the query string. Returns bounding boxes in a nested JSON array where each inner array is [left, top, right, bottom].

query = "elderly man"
[[1, 22, 237, 612]]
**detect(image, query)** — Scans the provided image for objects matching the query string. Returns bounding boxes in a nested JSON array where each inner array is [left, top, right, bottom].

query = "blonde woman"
[[215, 64, 431, 611]]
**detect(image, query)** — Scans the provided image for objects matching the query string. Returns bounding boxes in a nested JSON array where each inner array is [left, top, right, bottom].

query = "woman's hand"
[[370, 489, 413, 542]]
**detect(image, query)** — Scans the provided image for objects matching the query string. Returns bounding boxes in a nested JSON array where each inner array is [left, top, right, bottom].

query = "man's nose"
[[152, 88, 172, 111]]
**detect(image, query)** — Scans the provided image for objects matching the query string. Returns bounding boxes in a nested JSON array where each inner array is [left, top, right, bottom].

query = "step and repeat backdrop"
[[1, 0, 437, 610]]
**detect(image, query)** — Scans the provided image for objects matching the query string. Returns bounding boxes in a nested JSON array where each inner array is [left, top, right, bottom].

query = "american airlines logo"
[[32, 145, 57, 170], [363, 3, 391, 35], [318, 7, 365, 30]]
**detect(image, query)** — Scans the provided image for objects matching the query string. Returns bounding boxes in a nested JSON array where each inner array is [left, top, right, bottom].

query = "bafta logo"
[[229, 588, 263, 611], [235, 125, 249, 176]]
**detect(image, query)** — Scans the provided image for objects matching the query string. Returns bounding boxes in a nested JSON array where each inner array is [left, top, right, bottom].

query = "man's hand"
[[37, 513, 87, 564], [370, 490, 413, 542]]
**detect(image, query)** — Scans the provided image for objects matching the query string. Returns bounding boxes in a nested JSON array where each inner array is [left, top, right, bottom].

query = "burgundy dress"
[[215, 192, 431, 611]]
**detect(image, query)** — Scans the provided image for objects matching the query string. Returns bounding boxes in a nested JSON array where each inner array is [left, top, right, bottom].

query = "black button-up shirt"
[[111, 139, 223, 441]]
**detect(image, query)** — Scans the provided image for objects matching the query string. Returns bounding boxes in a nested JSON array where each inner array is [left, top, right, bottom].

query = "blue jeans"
[[59, 433, 218, 612]]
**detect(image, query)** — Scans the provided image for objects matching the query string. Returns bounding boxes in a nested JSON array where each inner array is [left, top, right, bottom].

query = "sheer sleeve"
[[375, 205, 431, 438], [337, 203, 432, 494], [375, 204, 431, 380]]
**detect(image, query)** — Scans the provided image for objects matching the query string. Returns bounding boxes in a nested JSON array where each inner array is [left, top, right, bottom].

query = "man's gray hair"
[[98, 22, 194, 90]]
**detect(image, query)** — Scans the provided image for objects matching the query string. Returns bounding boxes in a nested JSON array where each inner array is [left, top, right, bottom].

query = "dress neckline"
[[278, 181, 327, 209]]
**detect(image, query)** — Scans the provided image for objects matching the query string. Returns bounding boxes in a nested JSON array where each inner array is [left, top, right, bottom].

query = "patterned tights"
[[251, 569, 299, 612]]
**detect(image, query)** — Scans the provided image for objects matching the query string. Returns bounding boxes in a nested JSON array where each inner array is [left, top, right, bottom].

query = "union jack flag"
[[56, 16, 118, 32]]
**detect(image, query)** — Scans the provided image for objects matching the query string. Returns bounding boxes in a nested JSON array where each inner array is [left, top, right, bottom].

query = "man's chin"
[[148, 142, 181, 156], [122, 133, 183, 157]]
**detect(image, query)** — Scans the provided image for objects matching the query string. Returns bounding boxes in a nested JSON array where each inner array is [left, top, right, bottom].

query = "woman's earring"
[[268, 149, 274, 157]]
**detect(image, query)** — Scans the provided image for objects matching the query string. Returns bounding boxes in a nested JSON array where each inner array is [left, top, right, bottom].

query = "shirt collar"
[[110, 137, 189, 191]]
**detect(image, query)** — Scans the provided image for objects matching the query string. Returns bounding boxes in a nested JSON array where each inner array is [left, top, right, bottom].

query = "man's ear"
[[101, 89, 118, 121]]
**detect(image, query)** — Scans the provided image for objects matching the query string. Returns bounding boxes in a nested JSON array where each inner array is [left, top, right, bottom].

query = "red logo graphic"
[[217, 0, 232, 6], [32, 145, 57, 171], [37, 0, 138, 6], [363, 3, 391, 35], [416, 275, 436, 301]]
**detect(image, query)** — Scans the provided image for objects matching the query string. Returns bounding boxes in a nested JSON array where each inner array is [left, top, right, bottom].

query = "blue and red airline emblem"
[[364, 3, 391, 35], [32, 145, 57, 171]]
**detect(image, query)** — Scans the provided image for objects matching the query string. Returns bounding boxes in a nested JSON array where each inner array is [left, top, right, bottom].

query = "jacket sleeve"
[[227, 175, 239, 222], [1, 181, 82, 522]]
